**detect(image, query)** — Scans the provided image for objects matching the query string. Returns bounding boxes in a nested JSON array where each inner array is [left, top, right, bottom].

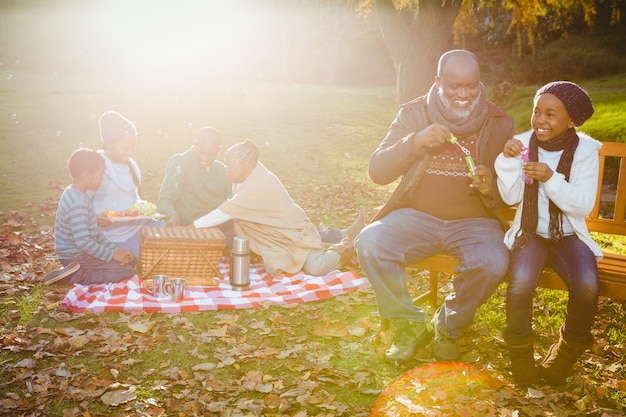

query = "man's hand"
[[411, 123, 450, 153], [470, 164, 495, 196]]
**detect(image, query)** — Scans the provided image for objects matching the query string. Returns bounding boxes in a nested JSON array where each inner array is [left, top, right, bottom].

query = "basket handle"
[[202, 252, 225, 280], [141, 250, 169, 278]]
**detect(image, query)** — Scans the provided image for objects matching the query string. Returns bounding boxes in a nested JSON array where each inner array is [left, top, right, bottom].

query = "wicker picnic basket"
[[139, 226, 226, 286]]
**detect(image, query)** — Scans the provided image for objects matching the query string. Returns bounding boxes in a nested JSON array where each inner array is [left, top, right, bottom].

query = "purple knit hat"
[[535, 81, 594, 126]]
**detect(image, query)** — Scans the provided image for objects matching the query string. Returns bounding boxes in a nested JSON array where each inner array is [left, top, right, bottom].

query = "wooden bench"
[[409, 141, 626, 306]]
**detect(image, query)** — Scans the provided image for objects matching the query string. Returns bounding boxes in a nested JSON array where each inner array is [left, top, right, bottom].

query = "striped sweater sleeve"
[[56, 188, 117, 262]]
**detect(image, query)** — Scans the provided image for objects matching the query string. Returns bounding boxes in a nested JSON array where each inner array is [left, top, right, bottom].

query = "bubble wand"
[[449, 134, 479, 180]]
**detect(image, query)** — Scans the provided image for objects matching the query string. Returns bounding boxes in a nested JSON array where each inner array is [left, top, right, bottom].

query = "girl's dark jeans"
[[505, 234, 598, 345]]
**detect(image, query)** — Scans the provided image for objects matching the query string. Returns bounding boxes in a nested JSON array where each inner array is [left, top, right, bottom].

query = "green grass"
[[2, 69, 626, 415], [476, 285, 571, 339], [0, 285, 44, 326]]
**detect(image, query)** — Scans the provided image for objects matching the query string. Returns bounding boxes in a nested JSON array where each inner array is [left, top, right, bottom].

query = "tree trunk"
[[375, 0, 462, 104]]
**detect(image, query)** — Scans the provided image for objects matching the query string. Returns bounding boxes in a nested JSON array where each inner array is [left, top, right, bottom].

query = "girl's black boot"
[[505, 334, 540, 386], [540, 326, 592, 386]]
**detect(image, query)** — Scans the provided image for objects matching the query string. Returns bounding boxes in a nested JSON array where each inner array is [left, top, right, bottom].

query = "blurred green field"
[[1, 70, 625, 230], [0, 71, 396, 227]]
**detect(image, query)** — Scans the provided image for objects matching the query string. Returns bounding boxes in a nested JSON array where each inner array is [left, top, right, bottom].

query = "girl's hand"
[[502, 139, 525, 158], [97, 213, 112, 227], [523, 162, 553, 183]]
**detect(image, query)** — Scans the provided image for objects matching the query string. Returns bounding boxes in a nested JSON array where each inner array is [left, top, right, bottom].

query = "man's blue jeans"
[[505, 234, 598, 345], [355, 208, 508, 339]]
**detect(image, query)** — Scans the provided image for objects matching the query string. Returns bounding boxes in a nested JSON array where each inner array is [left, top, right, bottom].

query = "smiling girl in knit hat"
[[494, 81, 601, 386]]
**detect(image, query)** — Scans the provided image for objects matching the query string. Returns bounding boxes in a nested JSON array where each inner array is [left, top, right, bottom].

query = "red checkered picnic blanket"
[[60, 259, 370, 313]]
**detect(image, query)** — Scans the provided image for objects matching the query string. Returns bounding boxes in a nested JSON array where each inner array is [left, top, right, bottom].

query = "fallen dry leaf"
[[100, 387, 137, 406], [191, 363, 217, 372], [127, 320, 155, 334], [312, 318, 348, 338]]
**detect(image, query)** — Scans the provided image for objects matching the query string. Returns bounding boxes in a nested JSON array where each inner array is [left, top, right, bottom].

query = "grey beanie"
[[99, 111, 137, 144], [535, 81, 594, 126]]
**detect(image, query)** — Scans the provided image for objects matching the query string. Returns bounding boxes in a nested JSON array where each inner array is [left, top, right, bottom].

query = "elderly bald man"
[[355, 49, 517, 363]]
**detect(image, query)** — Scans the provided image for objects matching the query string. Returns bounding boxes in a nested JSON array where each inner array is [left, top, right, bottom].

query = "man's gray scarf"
[[426, 83, 489, 138]]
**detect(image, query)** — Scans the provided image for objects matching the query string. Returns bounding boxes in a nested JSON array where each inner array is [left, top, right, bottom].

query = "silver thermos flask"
[[230, 236, 250, 291]]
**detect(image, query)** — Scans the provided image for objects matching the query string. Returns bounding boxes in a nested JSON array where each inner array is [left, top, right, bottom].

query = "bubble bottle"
[[521, 148, 534, 185], [449, 134, 479, 180]]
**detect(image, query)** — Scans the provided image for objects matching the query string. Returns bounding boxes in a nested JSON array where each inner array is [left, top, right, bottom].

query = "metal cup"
[[167, 278, 186, 302], [150, 274, 169, 299]]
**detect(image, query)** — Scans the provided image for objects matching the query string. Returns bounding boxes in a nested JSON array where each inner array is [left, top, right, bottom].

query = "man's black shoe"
[[384, 319, 431, 363]]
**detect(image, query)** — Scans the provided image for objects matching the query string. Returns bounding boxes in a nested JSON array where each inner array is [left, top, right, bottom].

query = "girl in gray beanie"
[[92, 111, 163, 258], [495, 81, 601, 386], [99, 111, 137, 145]]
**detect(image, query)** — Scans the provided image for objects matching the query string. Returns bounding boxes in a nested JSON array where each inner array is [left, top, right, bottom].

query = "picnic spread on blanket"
[[60, 259, 370, 313], [137, 226, 226, 287], [60, 225, 369, 313]]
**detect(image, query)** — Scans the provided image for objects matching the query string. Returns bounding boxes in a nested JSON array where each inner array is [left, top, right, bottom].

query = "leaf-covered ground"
[[1, 186, 625, 417]]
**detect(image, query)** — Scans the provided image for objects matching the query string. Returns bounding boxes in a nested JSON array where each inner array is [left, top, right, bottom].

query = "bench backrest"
[[502, 141, 626, 237], [587, 142, 626, 236]]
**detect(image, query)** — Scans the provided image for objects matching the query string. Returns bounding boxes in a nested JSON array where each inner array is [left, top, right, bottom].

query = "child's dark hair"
[[67, 148, 105, 179]]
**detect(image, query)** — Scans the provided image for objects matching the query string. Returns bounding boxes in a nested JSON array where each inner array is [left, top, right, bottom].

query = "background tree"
[[370, 0, 462, 103], [285, 0, 386, 85], [362, 0, 624, 102]]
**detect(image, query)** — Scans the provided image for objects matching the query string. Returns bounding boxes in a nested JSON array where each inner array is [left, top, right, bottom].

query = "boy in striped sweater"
[[43, 149, 136, 285]]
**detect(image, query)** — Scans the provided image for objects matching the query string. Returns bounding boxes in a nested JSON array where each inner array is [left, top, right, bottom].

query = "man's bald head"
[[437, 50, 480, 78]]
